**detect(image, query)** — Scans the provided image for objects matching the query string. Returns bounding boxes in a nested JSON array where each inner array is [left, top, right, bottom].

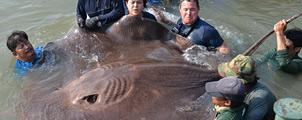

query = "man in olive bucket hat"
[[218, 54, 277, 120]]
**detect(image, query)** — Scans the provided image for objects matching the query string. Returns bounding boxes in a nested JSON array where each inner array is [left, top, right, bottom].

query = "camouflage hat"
[[218, 54, 257, 84]]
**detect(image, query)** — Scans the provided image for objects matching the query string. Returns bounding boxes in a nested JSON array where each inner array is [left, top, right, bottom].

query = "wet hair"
[[7, 30, 29, 52], [124, 0, 147, 7], [180, 0, 200, 8], [284, 28, 302, 48]]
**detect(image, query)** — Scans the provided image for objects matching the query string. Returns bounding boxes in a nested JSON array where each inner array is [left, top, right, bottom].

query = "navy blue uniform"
[[172, 17, 224, 49], [76, 0, 125, 27]]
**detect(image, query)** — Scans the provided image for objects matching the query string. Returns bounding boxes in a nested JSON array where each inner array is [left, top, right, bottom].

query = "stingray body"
[[16, 16, 221, 120]]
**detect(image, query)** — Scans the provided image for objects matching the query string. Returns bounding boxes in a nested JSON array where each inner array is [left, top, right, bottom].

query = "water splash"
[[183, 45, 231, 70]]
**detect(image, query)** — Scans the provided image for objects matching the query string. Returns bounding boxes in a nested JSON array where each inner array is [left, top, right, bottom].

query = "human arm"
[[275, 19, 287, 51], [151, 6, 176, 26], [203, 26, 231, 54], [76, 0, 87, 26], [253, 49, 276, 65], [217, 42, 231, 54], [96, 0, 125, 26]]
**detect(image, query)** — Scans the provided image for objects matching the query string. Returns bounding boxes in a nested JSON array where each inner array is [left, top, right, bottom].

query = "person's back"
[[244, 81, 276, 120]]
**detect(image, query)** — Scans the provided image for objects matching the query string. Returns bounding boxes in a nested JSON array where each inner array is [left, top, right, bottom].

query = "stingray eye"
[[82, 94, 99, 104]]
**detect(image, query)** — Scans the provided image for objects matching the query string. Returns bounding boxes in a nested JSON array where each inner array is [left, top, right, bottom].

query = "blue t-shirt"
[[14, 46, 44, 75]]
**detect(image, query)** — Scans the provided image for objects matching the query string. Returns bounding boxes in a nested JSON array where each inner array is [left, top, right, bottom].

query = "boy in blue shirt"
[[7, 30, 43, 75]]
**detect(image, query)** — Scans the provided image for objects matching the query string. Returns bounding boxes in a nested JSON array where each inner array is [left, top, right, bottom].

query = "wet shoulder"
[[196, 18, 215, 30], [246, 82, 276, 100], [34, 46, 44, 60]]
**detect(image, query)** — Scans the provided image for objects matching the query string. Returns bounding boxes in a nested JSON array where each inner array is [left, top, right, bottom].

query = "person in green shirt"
[[254, 19, 302, 74], [218, 54, 277, 120], [206, 76, 246, 120]]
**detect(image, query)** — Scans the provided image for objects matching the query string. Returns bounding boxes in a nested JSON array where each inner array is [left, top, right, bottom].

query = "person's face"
[[126, 0, 144, 17], [179, 0, 199, 25], [212, 97, 229, 107], [285, 38, 301, 58], [12, 40, 35, 62]]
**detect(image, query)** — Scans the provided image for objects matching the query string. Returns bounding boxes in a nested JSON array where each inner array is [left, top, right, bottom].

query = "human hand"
[[151, 6, 166, 23], [78, 18, 85, 28], [86, 17, 99, 29], [274, 19, 287, 34]]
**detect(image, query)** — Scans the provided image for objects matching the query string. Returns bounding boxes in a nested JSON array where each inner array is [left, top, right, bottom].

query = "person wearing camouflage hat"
[[218, 54, 257, 84], [218, 54, 277, 120]]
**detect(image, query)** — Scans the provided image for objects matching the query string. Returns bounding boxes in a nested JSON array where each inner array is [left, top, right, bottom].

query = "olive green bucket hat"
[[218, 54, 257, 84]]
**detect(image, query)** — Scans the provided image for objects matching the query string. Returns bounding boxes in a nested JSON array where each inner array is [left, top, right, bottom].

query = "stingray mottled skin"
[[16, 16, 220, 120]]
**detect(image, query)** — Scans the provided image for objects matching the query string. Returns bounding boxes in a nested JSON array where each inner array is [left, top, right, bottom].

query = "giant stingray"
[[15, 16, 221, 120]]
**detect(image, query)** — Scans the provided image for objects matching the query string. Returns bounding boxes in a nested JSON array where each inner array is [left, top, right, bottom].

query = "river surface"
[[0, 0, 302, 119]]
